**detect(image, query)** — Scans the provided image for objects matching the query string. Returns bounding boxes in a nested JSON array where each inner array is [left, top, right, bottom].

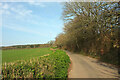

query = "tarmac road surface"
[[67, 51, 119, 78]]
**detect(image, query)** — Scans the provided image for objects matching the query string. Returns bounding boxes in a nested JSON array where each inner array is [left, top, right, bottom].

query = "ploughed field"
[[2, 47, 70, 79]]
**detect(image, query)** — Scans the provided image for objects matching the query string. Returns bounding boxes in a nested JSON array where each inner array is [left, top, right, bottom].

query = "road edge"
[[65, 51, 73, 79]]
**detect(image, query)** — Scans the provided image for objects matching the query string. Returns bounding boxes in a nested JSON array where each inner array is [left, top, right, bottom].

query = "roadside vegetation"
[[2, 48, 70, 79], [55, 2, 119, 66]]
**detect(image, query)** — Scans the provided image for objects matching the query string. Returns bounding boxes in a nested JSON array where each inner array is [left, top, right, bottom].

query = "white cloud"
[[0, 3, 11, 15], [28, 2, 46, 7], [10, 7, 32, 16], [0, 3, 2, 7], [4, 24, 45, 36], [2, 3, 9, 9], [1, 3, 33, 16], [1, 2, 47, 36]]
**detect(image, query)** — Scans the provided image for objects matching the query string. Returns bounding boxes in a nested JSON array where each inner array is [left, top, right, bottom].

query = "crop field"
[[2, 48, 53, 63], [2, 48, 71, 79]]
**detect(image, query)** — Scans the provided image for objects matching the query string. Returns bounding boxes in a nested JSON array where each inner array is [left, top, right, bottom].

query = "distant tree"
[[30, 45, 34, 48], [47, 40, 55, 46]]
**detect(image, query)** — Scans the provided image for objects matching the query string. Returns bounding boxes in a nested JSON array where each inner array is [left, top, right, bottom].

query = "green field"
[[2, 48, 53, 63], [2, 48, 71, 79]]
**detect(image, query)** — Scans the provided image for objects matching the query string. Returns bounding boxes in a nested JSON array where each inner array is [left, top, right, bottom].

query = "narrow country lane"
[[67, 51, 119, 78]]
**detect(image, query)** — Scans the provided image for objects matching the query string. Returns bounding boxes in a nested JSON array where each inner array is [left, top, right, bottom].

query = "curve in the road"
[[66, 51, 118, 78]]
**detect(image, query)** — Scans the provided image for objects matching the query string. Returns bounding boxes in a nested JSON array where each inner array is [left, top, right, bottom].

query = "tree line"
[[2, 44, 52, 50], [55, 2, 119, 65]]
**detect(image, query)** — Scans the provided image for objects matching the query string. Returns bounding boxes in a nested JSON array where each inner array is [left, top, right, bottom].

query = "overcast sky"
[[1, 2, 64, 46]]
